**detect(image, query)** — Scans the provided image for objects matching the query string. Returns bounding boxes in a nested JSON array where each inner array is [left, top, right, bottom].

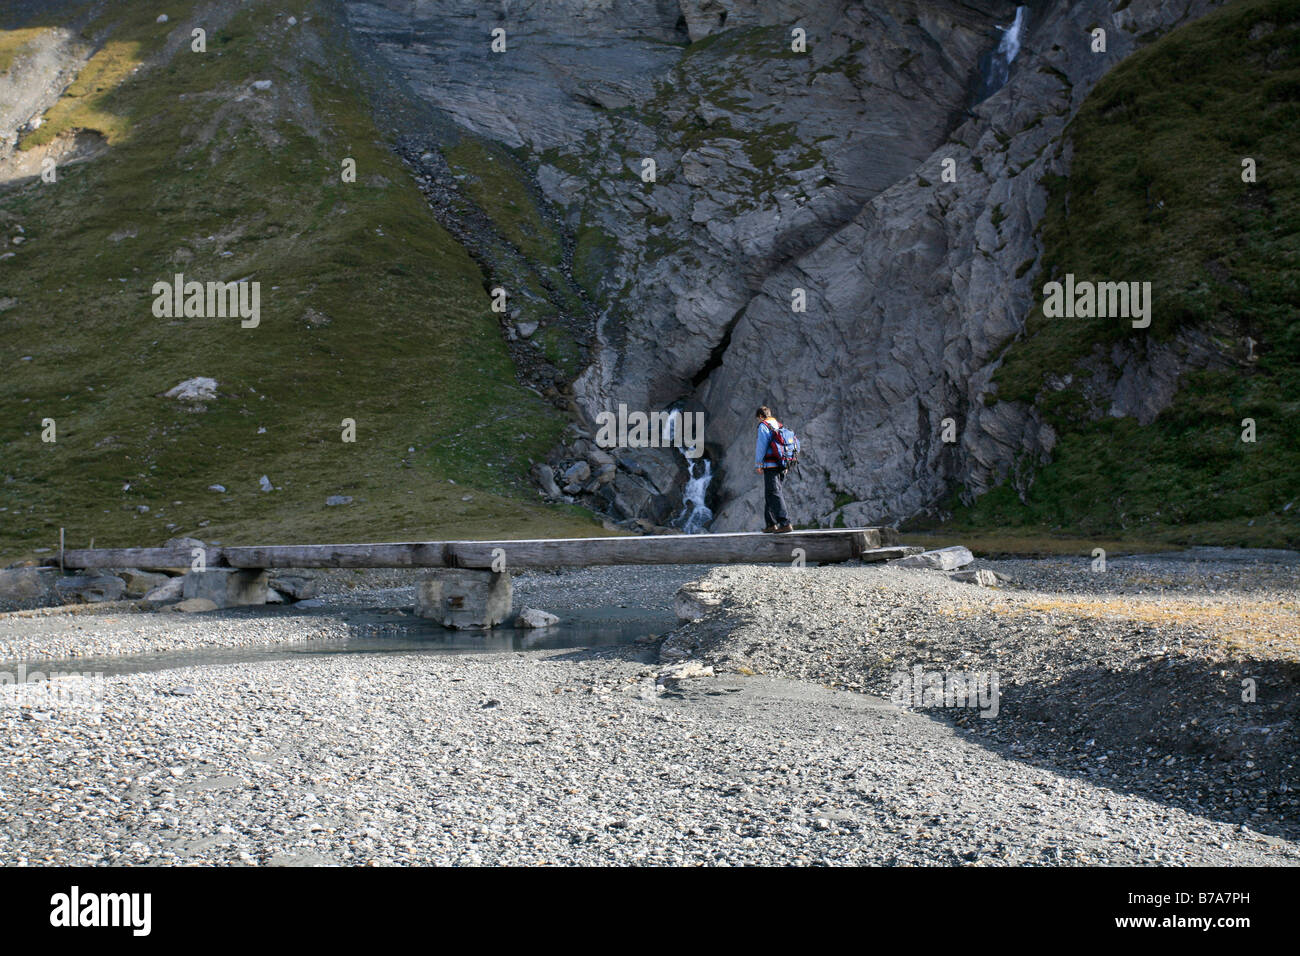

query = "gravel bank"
[[1, 553, 1295, 865], [665, 549, 1300, 842], [2, 646, 1296, 866]]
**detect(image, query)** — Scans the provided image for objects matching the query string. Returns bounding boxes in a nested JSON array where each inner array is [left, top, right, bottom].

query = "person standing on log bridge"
[[754, 406, 799, 534]]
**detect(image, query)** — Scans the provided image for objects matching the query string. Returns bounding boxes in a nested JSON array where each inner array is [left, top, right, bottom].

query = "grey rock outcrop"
[[696, 0, 1224, 530], [344, 0, 1227, 531]]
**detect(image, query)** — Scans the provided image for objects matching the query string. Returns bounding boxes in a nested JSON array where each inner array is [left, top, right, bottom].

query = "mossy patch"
[[442, 138, 563, 268]]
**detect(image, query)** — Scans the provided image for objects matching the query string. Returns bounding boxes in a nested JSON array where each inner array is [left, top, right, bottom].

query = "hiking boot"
[[761, 525, 778, 533], [774, 523, 794, 533]]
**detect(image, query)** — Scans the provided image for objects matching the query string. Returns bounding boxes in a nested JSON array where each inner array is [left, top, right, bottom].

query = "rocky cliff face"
[[343, 0, 1225, 531]]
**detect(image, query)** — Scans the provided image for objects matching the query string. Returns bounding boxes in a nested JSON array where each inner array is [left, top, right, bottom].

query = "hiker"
[[754, 406, 798, 533]]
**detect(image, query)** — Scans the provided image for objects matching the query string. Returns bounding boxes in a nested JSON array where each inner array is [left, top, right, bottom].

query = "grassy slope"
[[947, 0, 1300, 548], [0, 0, 614, 562]]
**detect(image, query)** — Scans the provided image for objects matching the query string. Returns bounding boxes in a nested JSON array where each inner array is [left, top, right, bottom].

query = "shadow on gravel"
[[954, 655, 1300, 841], [541, 643, 662, 666]]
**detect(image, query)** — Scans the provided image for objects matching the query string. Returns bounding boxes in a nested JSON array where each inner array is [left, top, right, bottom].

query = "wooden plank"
[[223, 541, 450, 569], [60, 547, 226, 571], [222, 529, 888, 569], [61, 529, 902, 571]]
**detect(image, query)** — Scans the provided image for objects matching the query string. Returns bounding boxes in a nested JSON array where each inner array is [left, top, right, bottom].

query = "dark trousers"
[[763, 466, 790, 527]]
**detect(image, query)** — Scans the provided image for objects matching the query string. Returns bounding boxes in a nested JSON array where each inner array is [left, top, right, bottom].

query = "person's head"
[[756, 406, 773, 421]]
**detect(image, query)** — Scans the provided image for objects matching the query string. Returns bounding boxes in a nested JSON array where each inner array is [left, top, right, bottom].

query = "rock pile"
[[533, 427, 685, 533]]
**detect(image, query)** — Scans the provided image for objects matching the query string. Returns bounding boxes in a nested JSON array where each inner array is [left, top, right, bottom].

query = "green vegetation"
[[442, 138, 563, 267], [537, 326, 583, 380], [0, 0, 614, 562], [956, 0, 1300, 547], [681, 24, 801, 62], [19, 5, 178, 149], [0, 26, 46, 76]]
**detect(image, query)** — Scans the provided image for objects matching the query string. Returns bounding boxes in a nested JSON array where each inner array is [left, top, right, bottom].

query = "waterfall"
[[979, 5, 1028, 99], [662, 408, 714, 534], [677, 458, 714, 534]]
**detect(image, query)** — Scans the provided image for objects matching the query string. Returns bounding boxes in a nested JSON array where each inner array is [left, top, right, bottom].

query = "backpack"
[[763, 420, 801, 468]]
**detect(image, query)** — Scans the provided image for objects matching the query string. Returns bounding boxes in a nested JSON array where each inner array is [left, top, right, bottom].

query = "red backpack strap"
[[763, 421, 784, 462]]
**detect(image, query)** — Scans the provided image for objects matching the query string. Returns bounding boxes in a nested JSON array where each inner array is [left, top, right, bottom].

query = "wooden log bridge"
[[57, 528, 906, 628], [60, 527, 904, 571]]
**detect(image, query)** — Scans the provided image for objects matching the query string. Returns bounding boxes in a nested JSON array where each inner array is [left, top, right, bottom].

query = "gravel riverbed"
[[1, 553, 1296, 866]]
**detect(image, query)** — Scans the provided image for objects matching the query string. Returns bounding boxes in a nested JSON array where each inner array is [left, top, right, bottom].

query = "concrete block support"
[[182, 568, 269, 608], [416, 569, 512, 629]]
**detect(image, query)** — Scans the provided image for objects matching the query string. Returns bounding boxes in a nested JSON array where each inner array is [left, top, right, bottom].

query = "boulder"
[[164, 377, 217, 403], [55, 574, 126, 604], [515, 607, 560, 628], [143, 577, 185, 603], [618, 451, 680, 497], [118, 568, 171, 598], [574, 438, 615, 467], [675, 581, 723, 621], [0, 567, 60, 609], [531, 462, 562, 499], [657, 660, 715, 683], [563, 460, 591, 485], [891, 546, 975, 571], [612, 471, 655, 516], [950, 568, 1011, 587], [268, 573, 319, 601]]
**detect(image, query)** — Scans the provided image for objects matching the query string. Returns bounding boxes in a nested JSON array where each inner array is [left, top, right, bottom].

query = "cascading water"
[[662, 408, 714, 534], [677, 458, 714, 534], [977, 5, 1028, 101]]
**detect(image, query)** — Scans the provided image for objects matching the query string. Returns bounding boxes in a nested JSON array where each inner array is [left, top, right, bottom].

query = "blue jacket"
[[755, 420, 782, 468]]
